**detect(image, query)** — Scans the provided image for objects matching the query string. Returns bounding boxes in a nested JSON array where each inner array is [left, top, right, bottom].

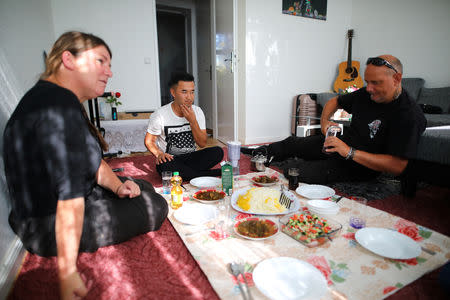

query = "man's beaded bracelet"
[[345, 147, 355, 160]]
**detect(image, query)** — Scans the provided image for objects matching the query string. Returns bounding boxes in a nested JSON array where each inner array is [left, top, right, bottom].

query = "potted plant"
[[105, 92, 122, 120]]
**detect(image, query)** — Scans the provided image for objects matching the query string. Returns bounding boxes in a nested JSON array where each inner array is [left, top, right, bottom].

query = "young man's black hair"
[[168, 71, 195, 88]]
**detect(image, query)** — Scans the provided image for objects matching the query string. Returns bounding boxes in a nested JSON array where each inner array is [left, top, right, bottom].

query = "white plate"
[[231, 187, 300, 215], [189, 176, 222, 189], [355, 227, 421, 259], [308, 209, 338, 217], [253, 257, 327, 300], [296, 185, 335, 199], [307, 200, 339, 211], [173, 203, 218, 225]]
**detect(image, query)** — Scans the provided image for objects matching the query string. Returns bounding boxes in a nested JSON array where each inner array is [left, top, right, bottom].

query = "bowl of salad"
[[279, 213, 342, 247]]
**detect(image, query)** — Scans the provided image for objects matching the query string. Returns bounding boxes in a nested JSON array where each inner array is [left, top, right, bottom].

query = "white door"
[[196, 0, 213, 130], [214, 0, 237, 143]]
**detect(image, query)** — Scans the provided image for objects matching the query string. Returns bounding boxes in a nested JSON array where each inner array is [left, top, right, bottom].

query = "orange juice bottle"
[[170, 172, 183, 209]]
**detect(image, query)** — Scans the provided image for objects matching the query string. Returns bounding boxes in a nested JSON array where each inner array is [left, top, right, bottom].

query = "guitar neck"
[[347, 35, 353, 69]]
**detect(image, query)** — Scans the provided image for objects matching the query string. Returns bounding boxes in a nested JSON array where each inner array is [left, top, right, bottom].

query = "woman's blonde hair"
[[41, 31, 112, 79], [42, 31, 112, 152]]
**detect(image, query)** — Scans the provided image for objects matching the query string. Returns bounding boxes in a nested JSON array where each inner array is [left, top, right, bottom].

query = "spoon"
[[229, 263, 248, 300]]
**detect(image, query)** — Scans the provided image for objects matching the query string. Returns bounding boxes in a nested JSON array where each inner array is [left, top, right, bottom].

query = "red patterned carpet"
[[8, 150, 450, 299]]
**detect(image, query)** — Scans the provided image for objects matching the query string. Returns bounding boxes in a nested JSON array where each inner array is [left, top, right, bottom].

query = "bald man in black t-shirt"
[[250, 55, 426, 184]]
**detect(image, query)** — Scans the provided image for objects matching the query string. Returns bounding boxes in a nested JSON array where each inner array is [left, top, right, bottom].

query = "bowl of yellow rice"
[[231, 187, 292, 215]]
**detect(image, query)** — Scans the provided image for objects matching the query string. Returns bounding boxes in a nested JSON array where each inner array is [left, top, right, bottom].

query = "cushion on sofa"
[[402, 78, 425, 101], [417, 87, 450, 113], [416, 126, 450, 165], [423, 114, 450, 127]]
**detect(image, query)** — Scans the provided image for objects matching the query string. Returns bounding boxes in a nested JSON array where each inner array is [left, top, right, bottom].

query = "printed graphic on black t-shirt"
[[368, 119, 381, 139], [164, 123, 196, 155]]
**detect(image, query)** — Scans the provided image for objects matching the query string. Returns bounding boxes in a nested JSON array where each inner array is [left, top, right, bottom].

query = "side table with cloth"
[[102, 119, 149, 154]]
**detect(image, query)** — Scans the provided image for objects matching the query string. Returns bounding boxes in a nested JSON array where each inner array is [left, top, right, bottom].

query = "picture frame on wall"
[[282, 0, 327, 21]]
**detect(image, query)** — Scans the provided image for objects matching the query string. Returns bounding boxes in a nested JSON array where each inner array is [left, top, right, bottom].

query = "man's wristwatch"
[[345, 147, 355, 160]]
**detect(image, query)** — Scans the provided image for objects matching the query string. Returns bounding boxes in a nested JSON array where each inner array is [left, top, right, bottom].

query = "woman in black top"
[[3, 31, 168, 299]]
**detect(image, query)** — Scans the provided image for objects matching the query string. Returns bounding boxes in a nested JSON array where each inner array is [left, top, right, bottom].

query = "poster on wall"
[[282, 0, 327, 21]]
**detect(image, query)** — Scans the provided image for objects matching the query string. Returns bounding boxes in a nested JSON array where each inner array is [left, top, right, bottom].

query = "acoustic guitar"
[[333, 29, 363, 93]]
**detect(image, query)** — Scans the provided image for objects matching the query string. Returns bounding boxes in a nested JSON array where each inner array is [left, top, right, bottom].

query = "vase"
[[111, 107, 118, 120]]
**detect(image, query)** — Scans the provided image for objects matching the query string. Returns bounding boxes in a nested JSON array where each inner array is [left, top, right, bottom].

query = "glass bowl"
[[279, 212, 342, 247]]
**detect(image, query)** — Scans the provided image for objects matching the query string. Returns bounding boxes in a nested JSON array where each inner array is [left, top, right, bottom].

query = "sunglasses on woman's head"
[[366, 57, 398, 73]]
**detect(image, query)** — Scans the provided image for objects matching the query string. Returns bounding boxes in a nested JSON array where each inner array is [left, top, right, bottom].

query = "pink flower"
[[342, 232, 355, 240], [235, 213, 253, 221], [394, 219, 423, 241], [383, 286, 397, 294], [209, 231, 229, 241], [395, 258, 418, 266], [307, 256, 332, 285], [231, 272, 254, 286]]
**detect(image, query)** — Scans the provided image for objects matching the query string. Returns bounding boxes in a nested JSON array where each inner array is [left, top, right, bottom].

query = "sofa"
[[301, 77, 450, 195]]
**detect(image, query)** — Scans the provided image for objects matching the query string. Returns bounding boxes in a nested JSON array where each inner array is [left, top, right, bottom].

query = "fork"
[[237, 262, 253, 300], [279, 186, 292, 209], [229, 263, 248, 300]]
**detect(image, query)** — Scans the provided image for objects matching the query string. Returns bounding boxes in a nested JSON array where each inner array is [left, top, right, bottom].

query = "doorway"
[[156, 5, 192, 106], [155, 0, 215, 132]]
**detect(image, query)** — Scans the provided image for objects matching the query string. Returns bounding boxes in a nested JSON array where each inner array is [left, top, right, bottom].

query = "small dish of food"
[[234, 217, 278, 240], [250, 175, 279, 187], [279, 213, 342, 247], [193, 189, 226, 203]]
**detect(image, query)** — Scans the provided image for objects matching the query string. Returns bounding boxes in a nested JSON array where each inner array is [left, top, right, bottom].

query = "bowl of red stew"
[[234, 217, 278, 240], [250, 175, 279, 186], [193, 189, 226, 203]]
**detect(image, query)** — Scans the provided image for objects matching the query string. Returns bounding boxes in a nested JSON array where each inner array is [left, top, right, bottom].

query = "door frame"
[[211, 0, 239, 141], [210, 0, 218, 139], [154, 0, 199, 107]]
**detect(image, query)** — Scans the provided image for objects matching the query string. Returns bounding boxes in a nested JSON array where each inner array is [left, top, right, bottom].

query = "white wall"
[[243, 0, 353, 144], [0, 0, 55, 295], [0, 0, 55, 93], [351, 0, 450, 88], [242, 0, 450, 144], [51, 0, 161, 112]]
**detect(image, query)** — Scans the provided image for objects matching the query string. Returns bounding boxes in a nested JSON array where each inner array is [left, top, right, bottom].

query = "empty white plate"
[[355, 227, 421, 259], [307, 200, 339, 211], [253, 257, 327, 300], [308, 209, 339, 217], [296, 185, 335, 199], [173, 203, 218, 225], [307, 200, 339, 216], [189, 176, 222, 189]]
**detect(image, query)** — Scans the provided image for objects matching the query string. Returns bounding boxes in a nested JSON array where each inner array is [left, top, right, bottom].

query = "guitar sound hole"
[[345, 67, 353, 74]]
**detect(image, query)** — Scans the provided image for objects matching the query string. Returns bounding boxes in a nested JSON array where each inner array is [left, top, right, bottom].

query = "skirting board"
[[0, 238, 25, 299], [243, 135, 290, 145]]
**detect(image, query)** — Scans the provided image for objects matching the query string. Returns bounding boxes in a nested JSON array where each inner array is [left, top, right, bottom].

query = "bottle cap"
[[173, 171, 179, 176]]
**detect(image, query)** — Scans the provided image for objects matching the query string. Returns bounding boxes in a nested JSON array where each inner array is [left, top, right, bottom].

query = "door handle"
[[224, 51, 235, 73]]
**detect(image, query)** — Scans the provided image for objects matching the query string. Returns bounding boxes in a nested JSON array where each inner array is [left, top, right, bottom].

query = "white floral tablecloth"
[[157, 168, 450, 300], [102, 119, 149, 154]]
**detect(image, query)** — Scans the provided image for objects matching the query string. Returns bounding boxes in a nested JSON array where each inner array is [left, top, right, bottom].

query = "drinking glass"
[[288, 168, 300, 190], [349, 197, 368, 229], [322, 125, 342, 154], [162, 171, 172, 194]]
